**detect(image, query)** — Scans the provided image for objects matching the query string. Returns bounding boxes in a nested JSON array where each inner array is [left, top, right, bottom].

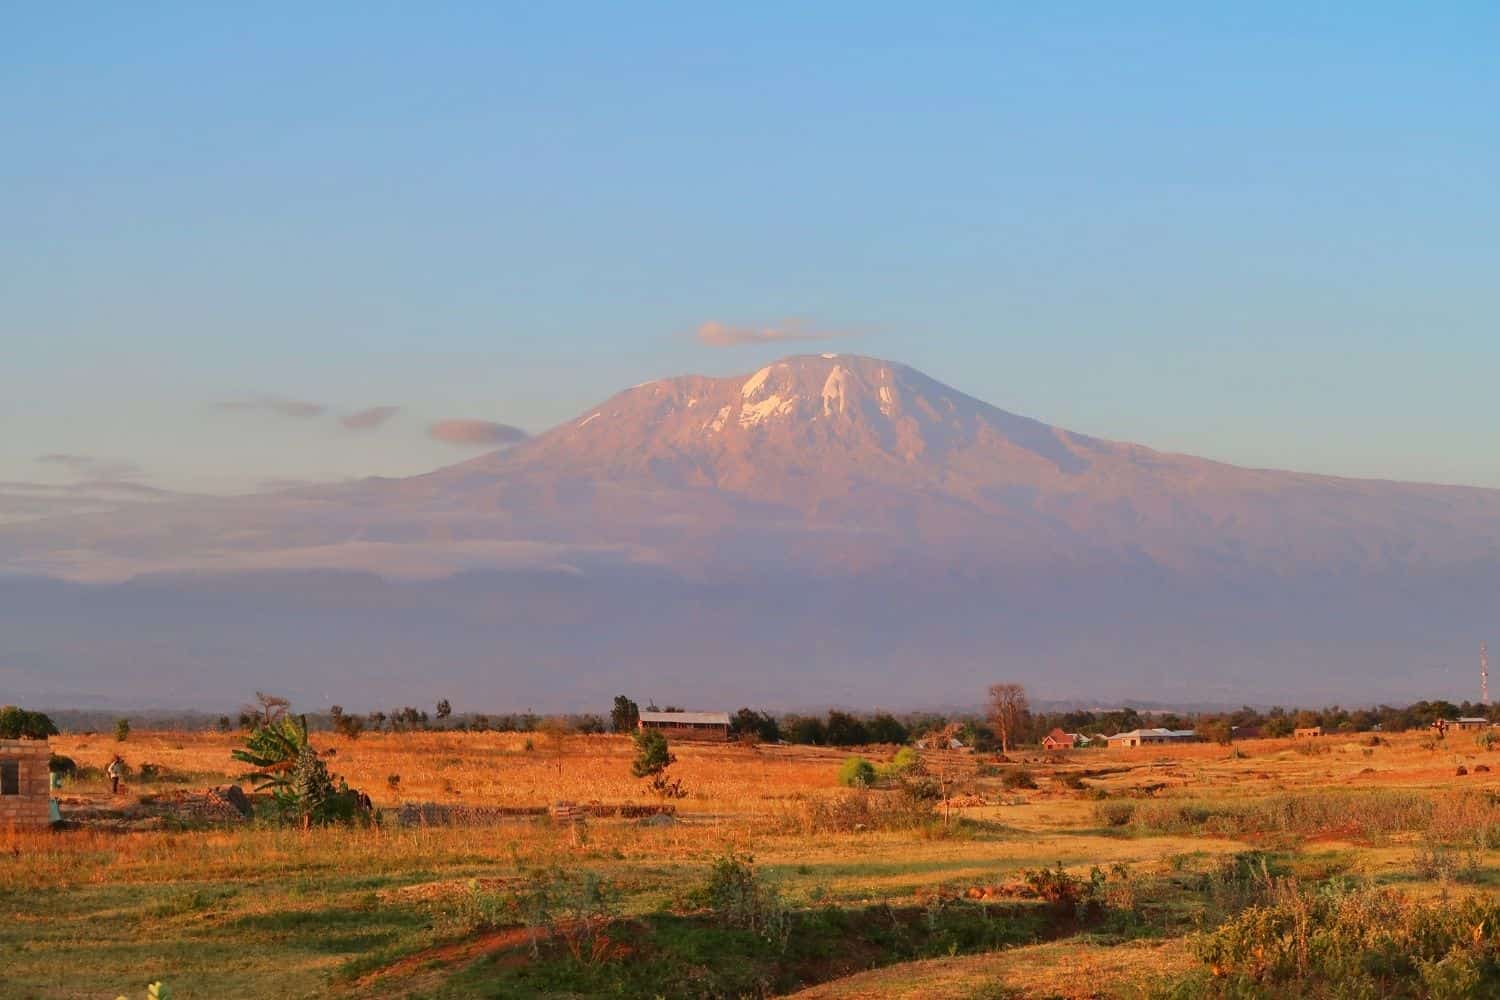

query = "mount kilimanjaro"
[[5, 355, 1499, 709]]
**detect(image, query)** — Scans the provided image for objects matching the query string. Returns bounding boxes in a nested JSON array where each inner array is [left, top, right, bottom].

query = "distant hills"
[[4, 354, 1497, 710]]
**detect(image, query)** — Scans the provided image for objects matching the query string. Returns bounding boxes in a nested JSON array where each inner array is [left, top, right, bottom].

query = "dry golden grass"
[[8, 728, 1498, 999]]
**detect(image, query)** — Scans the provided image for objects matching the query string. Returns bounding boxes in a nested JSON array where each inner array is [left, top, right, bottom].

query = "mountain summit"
[[4, 355, 1499, 708], [408, 353, 1500, 578]]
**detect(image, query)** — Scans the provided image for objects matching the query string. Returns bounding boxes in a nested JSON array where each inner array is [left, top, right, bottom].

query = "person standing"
[[106, 755, 124, 795]]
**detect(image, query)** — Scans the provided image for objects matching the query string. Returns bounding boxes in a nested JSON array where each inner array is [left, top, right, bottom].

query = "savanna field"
[[8, 728, 1500, 999]]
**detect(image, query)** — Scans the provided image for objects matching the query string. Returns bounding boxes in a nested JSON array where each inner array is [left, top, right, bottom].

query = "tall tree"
[[986, 683, 1030, 754], [611, 695, 640, 733], [435, 699, 452, 721]]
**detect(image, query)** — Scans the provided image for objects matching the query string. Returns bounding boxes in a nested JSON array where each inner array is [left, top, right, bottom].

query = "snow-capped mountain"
[[5, 354, 1499, 709]]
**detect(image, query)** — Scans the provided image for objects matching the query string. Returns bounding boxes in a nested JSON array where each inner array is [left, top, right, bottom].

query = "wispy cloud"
[[340, 405, 401, 431], [36, 453, 147, 481], [214, 394, 327, 419], [696, 319, 852, 348], [427, 419, 530, 446]]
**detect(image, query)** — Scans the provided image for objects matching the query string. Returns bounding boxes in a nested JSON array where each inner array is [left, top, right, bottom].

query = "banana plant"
[[231, 714, 310, 794]]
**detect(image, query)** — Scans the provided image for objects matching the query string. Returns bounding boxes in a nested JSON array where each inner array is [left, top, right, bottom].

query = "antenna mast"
[[1483, 641, 1491, 707]]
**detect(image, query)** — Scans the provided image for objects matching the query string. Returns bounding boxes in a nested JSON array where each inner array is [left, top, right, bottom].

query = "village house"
[[1456, 717, 1492, 731], [1041, 728, 1084, 751], [0, 739, 52, 829], [1105, 728, 1196, 749], [1294, 726, 1323, 739], [637, 710, 731, 741]]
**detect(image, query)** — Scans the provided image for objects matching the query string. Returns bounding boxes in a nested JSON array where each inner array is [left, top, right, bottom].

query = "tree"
[[245, 692, 291, 728], [631, 728, 685, 798], [923, 721, 970, 829], [332, 709, 365, 740], [1198, 717, 1234, 746], [216, 715, 233, 734], [731, 708, 780, 743], [785, 715, 827, 745], [631, 729, 674, 778], [435, 699, 452, 721], [611, 695, 640, 734], [574, 714, 607, 734], [825, 711, 869, 747], [114, 718, 131, 743], [986, 683, 1030, 754], [0, 706, 58, 740], [867, 713, 909, 745]]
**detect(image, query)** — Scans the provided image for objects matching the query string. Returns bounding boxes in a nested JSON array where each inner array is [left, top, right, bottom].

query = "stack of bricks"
[[0, 739, 52, 829]]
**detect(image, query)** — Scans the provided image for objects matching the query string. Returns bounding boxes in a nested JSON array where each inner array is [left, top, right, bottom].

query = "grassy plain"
[[5, 729, 1500, 998]]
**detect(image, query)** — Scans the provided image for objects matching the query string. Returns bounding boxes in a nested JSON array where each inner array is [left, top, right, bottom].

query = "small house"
[[1105, 728, 1196, 749], [1456, 717, 1491, 731], [1041, 728, 1083, 751], [1294, 726, 1323, 739], [0, 739, 52, 829], [637, 711, 731, 741]]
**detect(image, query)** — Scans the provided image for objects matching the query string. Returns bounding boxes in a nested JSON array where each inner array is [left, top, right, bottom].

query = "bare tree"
[[244, 691, 291, 728], [986, 683, 1030, 755], [918, 722, 973, 829]]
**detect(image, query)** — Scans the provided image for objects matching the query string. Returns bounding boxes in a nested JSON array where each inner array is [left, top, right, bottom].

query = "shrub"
[[838, 756, 877, 788], [1001, 767, 1038, 790], [114, 718, 131, 742], [1020, 863, 1102, 919], [692, 851, 791, 948], [48, 754, 77, 777], [884, 746, 920, 776], [782, 785, 935, 835], [1094, 801, 1135, 827]]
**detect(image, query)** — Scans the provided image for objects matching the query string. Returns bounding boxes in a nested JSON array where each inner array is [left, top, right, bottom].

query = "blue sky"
[[4, 4, 1498, 492]]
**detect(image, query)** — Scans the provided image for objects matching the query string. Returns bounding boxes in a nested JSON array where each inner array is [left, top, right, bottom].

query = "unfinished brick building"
[[0, 739, 52, 828]]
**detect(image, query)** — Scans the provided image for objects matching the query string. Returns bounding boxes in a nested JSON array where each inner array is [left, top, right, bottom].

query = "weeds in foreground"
[[1173, 881, 1500, 998]]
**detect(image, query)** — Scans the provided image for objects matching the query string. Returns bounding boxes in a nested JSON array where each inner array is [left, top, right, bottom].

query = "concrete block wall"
[[0, 739, 52, 828]]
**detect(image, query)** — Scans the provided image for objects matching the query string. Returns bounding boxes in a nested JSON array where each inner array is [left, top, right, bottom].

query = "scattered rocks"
[[1475, 764, 1491, 773], [1456, 765, 1469, 776]]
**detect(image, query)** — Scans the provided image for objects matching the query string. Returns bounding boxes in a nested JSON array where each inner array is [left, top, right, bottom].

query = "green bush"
[[838, 756, 877, 788], [692, 851, 791, 949]]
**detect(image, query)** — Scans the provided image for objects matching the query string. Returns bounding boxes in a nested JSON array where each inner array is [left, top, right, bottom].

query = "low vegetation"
[[11, 689, 1500, 999]]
